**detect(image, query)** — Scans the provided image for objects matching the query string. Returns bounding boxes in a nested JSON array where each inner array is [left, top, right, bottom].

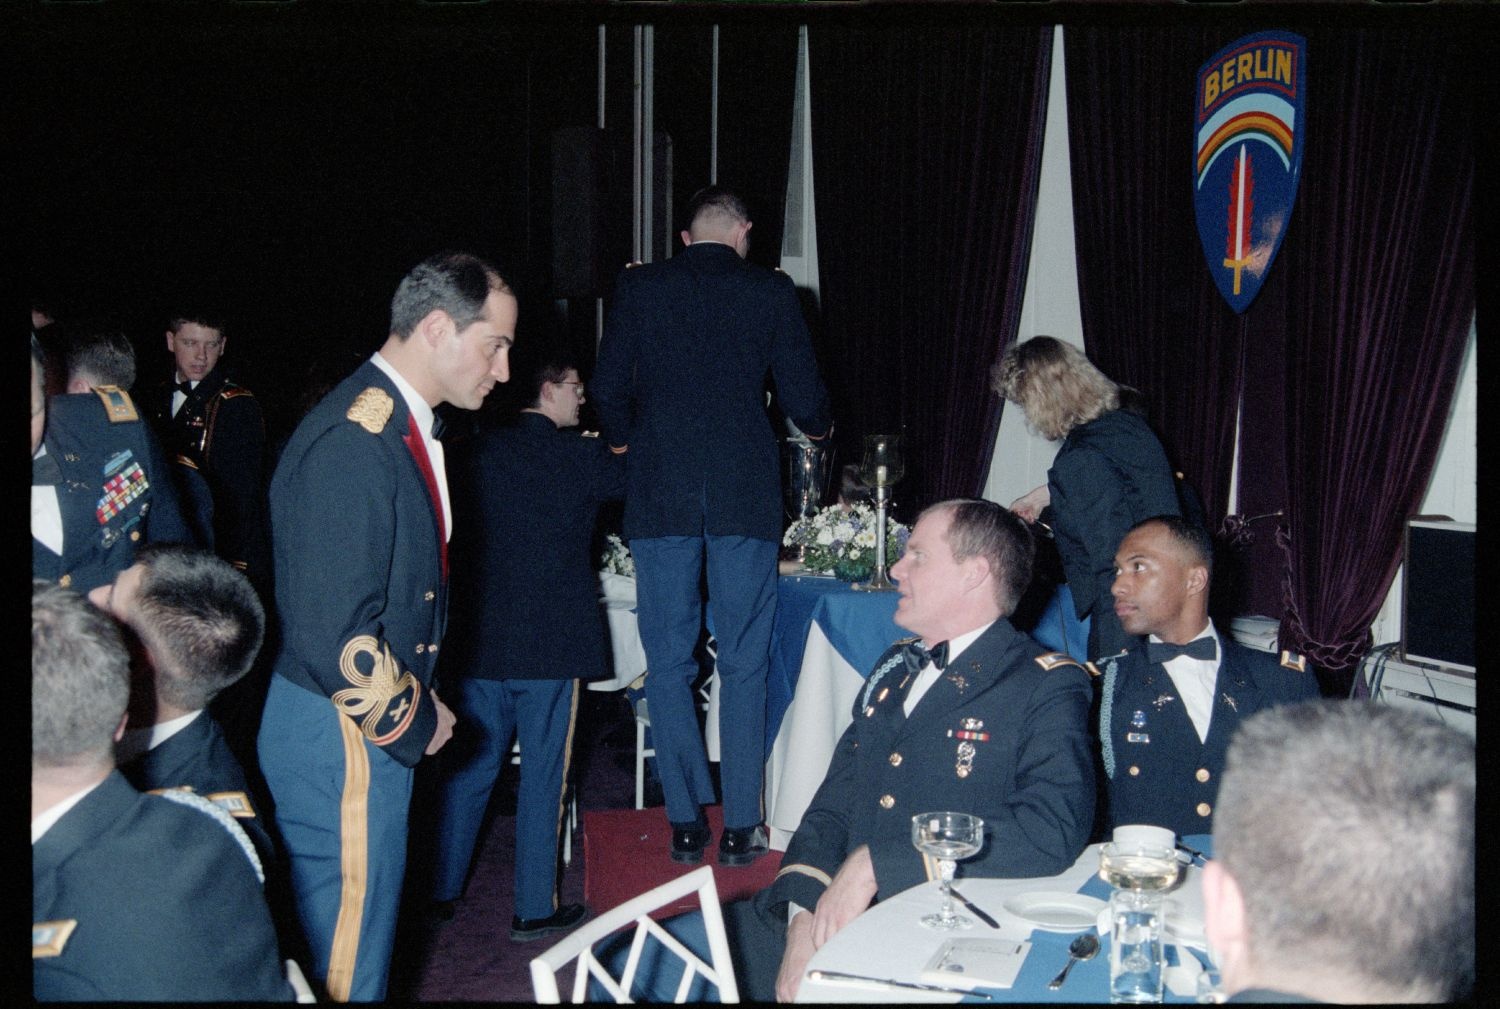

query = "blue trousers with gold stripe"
[[430, 677, 578, 920], [258, 674, 412, 1002]]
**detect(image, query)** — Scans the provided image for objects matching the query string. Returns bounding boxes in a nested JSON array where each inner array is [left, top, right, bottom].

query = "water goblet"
[[911, 811, 985, 929]]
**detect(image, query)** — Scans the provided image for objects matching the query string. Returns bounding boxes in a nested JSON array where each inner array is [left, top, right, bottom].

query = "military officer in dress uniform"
[[32, 581, 291, 1002], [90, 545, 278, 889], [1096, 515, 1319, 838], [257, 251, 513, 1002], [697, 499, 1095, 1002], [32, 341, 196, 596], [145, 310, 271, 588]]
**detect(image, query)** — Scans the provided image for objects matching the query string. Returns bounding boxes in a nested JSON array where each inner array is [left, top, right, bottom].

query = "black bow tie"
[[175, 380, 195, 395], [1147, 637, 1217, 664], [899, 639, 949, 675]]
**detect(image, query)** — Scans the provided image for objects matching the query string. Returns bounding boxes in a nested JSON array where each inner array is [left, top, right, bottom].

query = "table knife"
[[807, 970, 994, 999], [1176, 841, 1209, 865], [948, 887, 1002, 929]]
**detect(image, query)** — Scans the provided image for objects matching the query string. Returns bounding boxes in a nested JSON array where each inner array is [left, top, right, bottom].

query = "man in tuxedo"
[[428, 356, 624, 941], [1095, 515, 1319, 837], [145, 308, 270, 590], [32, 580, 291, 1002], [257, 251, 512, 1001], [718, 499, 1095, 1001], [592, 185, 832, 865], [1204, 700, 1472, 1002], [31, 338, 196, 596]]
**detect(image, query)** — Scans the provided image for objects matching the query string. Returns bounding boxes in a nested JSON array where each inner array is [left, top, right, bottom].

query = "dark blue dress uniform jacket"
[[1096, 631, 1319, 837], [439, 411, 626, 682], [146, 362, 271, 584], [32, 772, 292, 1001], [592, 241, 832, 543], [268, 362, 447, 767], [33, 389, 196, 595], [766, 619, 1096, 918], [119, 711, 277, 878]]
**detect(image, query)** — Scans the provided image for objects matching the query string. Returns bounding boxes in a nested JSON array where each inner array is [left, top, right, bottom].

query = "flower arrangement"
[[599, 533, 635, 578], [783, 503, 909, 582]]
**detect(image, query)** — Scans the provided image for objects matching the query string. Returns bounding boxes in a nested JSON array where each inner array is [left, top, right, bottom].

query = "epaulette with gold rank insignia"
[[218, 385, 255, 401], [33, 920, 77, 959], [1280, 650, 1307, 672], [1035, 651, 1086, 674], [346, 387, 394, 434], [208, 790, 257, 818], [92, 385, 139, 423]]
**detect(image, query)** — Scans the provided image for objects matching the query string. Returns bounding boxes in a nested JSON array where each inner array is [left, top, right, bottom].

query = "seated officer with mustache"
[[1096, 515, 1318, 838]]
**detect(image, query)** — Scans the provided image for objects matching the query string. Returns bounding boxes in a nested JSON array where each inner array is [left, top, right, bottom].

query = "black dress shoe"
[[670, 822, 713, 864], [510, 903, 589, 943], [719, 825, 769, 867]]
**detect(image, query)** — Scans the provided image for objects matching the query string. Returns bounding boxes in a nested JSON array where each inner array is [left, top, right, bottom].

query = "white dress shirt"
[[170, 375, 198, 417], [903, 621, 995, 715], [114, 709, 203, 766], [32, 778, 107, 844], [371, 352, 450, 541], [31, 444, 64, 556], [1153, 622, 1222, 743]]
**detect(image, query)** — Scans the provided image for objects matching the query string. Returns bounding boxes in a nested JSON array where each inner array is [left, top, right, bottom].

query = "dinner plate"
[[1001, 891, 1107, 932]]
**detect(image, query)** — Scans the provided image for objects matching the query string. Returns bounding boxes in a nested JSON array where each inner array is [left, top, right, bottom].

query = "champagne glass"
[[1099, 841, 1178, 1003], [1097, 842, 1180, 893], [911, 811, 985, 929], [854, 435, 903, 591]]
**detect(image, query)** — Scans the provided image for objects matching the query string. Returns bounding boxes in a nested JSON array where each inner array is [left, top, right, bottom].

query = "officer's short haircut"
[[389, 250, 513, 340], [63, 321, 138, 390], [33, 580, 131, 768], [523, 356, 579, 409], [684, 185, 750, 234], [1128, 514, 1212, 576], [128, 545, 266, 712], [166, 308, 229, 340], [921, 498, 1035, 617], [1216, 700, 1473, 1002]]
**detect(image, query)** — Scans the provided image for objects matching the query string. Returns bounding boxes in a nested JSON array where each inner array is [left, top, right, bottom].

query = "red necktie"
[[402, 414, 448, 580]]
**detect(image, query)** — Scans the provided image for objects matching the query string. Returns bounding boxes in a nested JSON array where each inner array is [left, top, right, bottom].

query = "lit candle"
[[876, 464, 888, 486]]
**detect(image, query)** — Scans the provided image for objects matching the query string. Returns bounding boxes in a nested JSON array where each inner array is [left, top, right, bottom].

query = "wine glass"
[[911, 811, 985, 929]]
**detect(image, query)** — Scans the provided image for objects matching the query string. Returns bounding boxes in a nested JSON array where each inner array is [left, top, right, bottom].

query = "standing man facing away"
[[592, 186, 832, 865], [429, 356, 624, 941], [1097, 515, 1317, 837], [257, 251, 514, 1002], [1203, 700, 1473, 1002]]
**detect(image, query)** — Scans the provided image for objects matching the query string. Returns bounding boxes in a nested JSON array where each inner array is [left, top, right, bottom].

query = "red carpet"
[[583, 805, 782, 919]]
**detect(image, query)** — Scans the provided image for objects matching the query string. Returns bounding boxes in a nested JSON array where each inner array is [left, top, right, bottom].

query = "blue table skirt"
[[766, 575, 903, 753]]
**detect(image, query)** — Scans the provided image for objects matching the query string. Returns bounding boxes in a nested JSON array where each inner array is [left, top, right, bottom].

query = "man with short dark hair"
[[62, 322, 137, 393], [1096, 515, 1318, 837], [258, 250, 514, 1001], [1204, 699, 1473, 1003], [145, 308, 270, 589], [592, 184, 833, 865], [429, 354, 624, 941], [725, 499, 1095, 1001], [32, 580, 291, 1001], [90, 545, 276, 874]]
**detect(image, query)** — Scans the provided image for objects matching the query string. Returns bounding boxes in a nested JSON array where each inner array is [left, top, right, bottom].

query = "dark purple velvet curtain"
[[808, 24, 1052, 513], [1235, 27, 1475, 678], [1064, 26, 1248, 534], [1068, 24, 1474, 687]]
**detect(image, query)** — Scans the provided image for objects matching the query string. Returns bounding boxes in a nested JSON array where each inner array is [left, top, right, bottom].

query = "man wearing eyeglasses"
[[427, 357, 623, 943]]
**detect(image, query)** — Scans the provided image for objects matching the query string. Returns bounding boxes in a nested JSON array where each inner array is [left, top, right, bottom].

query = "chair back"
[[529, 865, 739, 1003]]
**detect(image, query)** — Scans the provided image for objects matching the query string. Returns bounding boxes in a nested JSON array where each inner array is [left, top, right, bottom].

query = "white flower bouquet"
[[599, 533, 635, 578], [782, 503, 909, 582]]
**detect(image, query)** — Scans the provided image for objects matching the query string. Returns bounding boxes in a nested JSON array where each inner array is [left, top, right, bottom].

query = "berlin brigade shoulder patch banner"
[[1194, 31, 1306, 314]]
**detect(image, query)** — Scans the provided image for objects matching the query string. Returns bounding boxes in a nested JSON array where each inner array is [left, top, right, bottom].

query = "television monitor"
[[1400, 518, 1475, 673]]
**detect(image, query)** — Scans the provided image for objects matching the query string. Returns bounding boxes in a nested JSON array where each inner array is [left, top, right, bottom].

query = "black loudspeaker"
[[551, 126, 610, 299]]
